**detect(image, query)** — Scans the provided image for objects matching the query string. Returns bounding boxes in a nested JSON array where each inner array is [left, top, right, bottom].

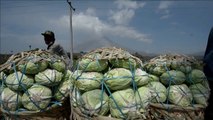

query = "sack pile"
[[144, 54, 210, 120], [0, 49, 72, 119], [70, 47, 161, 119]]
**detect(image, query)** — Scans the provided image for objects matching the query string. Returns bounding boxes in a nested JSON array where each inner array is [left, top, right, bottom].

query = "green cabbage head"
[[151, 66, 167, 76], [109, 58, 137, 70], [54, 79, 73, 101], [22, 84, 52, 111], [104, 68, 132, 91], [35, 69, 63, 86], [49, 60, 66, 72], [187, 69, 206, 84], [0, 71, 7, 81], [74, 71, 103, 91], [148, 74, 159, 82], [189, 83, 210, 106], [167, 84, 193, 107], [5, 71, 34, 91], [135, 87, 153, 110], [78, 53, 108, 72], [18, 56, 48, 75], [62, 70, 73, 81], [1, 87, 22, 111], [110, 88, 137, 119], [171, 61, 192, 74], [134, 69, 149, 87], [147, 82, 167, 103], [80, 89, 109, 116], [160, 70, 186, 86]]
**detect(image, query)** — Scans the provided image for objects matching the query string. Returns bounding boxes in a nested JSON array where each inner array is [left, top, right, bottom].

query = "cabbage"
[[135, 87, 153, 109], [5, 71, 34, 91], [22, 84, 52, 111], [110, 88, 137, 118], [81, 89, 109, 116], [109, 58, 137, 70], [134, 69, 149, 87], [18, 56, 48, 75], [201, 79, 210, 90], [62, 69, 73, 81], [35, 69, 63, 86], [70, 87, 82, 107], [74, 72, 103, 91], [171, 61, 192, 73], [54, 70, 74, 101], [189, 83, 210, 106], [54, 79, 73, 101], [167, 84, 193, 107], [160, 70, 186, 86], [104, 68, 132, 91], [49, 60, 66, 72], [147, 82, 167, 103], [78, 53, 108, 72], [152, 66, 167, 76], [148, 74, 159, 82], [0, 71, 7, 81], [177, 66, 192, 74], [187, 69, 206, 84], [1, 87, 22, 111]]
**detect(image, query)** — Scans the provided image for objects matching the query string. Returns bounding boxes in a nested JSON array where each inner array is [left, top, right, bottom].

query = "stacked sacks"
[[70, 47, 158, 119], [144, 54, 210, 119], [0, 49, 73, 118]]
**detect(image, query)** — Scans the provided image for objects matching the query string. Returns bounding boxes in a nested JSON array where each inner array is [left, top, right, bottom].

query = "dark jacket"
[[48, 43, 70, 67], [204, 27, 213, 79], [204, 27, 213, 120]]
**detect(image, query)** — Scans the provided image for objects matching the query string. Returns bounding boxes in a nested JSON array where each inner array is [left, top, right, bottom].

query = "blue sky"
[[1, 0, 213, 55]]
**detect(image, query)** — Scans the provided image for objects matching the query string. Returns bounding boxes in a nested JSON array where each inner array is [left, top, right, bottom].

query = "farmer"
[[204, 27, 213, 120], [41, 30, 70, 67]]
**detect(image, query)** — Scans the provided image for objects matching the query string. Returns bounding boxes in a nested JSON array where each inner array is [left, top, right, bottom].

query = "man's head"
[[41, 30, 55, 45]]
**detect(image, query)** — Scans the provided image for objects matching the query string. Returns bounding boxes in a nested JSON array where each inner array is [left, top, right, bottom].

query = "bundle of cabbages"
[[0, 49, 72, 113], [70, 47, 162, 119], [144, 54, 210, 107]]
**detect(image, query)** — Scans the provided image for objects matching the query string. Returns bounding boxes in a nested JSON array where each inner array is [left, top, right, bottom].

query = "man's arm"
[[50, 44, 71, 68]]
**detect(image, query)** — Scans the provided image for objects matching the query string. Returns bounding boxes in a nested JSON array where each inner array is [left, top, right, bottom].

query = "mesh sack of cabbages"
[[70, 47, 162, 120], [143, 54, 210, 120], [0, 49, 72, 119]]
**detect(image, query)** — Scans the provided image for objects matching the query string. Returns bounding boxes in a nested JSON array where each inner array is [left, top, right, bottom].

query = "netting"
[[70, 47, 209, 120], [0, 47, 209, 120], [70, 47, 153, 120], [144, 54, 209, 120], [0, 49, 71, 119]]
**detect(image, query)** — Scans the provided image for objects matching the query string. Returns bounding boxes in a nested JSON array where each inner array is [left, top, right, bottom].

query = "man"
[[204, 27, 213, 120], [41, 30, 70, 67]]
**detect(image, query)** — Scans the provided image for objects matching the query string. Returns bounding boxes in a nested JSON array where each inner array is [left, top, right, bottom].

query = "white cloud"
[[160, 14, 170, 19], [115, 0, 146, 9], [108, 26, 151, 43], [157, 1, 173, 19], [158, 1, 173, 10], [85, 8, 96, 16], [109, 9, 135, 25], [49, 8, 151, 51], [73, 11, 151, 43], [109, 0, 146, 25]]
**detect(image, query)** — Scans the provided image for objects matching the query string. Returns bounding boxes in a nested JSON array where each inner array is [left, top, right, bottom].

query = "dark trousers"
[[205, 80, 213, 120]]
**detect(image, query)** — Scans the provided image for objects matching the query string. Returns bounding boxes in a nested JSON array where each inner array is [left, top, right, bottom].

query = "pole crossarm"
[[67, 0, 75, 11]]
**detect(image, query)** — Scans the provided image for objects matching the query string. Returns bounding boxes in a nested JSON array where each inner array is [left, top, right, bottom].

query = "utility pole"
[[67, 0, 75, 69]]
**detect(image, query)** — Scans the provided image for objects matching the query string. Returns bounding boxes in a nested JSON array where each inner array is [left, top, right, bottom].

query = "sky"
[[1, 0, 213, 55]]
